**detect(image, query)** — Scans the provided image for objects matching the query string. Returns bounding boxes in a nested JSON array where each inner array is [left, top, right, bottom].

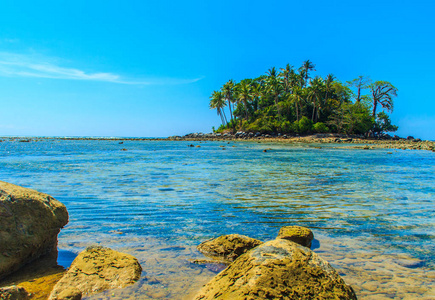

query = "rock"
[[197, 234, 263, 262], [0, 286, 29, 300], [407, 136, 414, 140], [49, 246, 142, 299], [194, 239, 357, 300], [277, 226, 314, 248], [56, 287, 82, 300], [0, 181, 68, 280]]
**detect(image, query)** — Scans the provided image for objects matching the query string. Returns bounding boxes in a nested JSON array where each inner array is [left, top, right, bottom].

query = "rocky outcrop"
[[197, 234, 263, 263], [49, 246, 142, 300], [194, 239, 357, 300], [0, 285, 29, 300], [277, 225, 314, 248], [0, 181, 68, 280]]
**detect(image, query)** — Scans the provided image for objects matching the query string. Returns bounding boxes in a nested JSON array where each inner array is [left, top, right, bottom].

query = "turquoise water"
[[1, 139, 434, 299]]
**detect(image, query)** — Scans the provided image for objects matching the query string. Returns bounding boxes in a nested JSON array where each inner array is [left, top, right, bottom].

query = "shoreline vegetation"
[[1, 134, 434, 152], [209, 60, 400, 138]]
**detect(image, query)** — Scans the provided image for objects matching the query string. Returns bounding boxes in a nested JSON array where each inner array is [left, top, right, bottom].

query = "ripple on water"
[[0, 139, 434, 299]]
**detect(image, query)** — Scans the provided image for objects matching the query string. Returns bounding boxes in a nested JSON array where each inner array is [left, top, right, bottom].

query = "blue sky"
[[0, 1, 434, 139]]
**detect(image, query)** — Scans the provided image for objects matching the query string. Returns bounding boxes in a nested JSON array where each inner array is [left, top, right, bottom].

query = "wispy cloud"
[[0, 52, 203, 85]]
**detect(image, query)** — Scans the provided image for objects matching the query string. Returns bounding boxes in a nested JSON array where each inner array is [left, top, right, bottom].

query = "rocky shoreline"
[[1, 133, 434, 151]]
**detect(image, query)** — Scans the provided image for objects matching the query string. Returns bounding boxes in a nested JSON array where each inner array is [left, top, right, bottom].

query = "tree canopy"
[[209, 61, 398, 136]]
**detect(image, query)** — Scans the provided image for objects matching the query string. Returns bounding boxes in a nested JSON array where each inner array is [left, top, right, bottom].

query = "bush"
[[298, 116, 313, 134], [313, 122, 329, 133], [280, 121, 292, 133]]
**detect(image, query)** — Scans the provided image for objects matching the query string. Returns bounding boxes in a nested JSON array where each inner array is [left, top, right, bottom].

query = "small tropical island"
[[209, 60, 398, 138]]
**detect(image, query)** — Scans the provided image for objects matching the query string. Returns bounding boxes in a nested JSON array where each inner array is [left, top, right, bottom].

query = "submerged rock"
[[49, 246, 142, 300], [277, 225, 314, 248], [194, 239, 357, 300], [0, 181, 69, 280], [197, 234, 263, 263], [0, 285, 29, 300]]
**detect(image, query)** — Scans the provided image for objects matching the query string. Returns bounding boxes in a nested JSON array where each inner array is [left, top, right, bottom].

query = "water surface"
[[0, 139, 434, 299]]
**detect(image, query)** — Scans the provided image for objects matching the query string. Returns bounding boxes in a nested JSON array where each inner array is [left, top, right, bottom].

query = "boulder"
[[0, 286, 29, 300], [49, 246, 142, 300], [0, 181, 68, 280], [194, 239, 357, 300], [197, 234, 263, 263], [277, 226, 314, 248]]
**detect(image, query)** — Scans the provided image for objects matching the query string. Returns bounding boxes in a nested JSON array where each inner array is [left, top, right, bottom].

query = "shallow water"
[[0, 139, 434, 299]]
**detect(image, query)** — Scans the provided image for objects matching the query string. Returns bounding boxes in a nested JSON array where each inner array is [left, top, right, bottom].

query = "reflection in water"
[[0, 140, 434, 299]]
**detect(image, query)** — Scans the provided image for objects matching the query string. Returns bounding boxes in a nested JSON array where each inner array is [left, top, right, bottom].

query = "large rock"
[[194, 239, 357, 300], [197, 234, 263, 262], [49, 246, 142, 300], [277, 225, 314, 248], [0, 286, 29, 300], [0, 181, 68, 280]]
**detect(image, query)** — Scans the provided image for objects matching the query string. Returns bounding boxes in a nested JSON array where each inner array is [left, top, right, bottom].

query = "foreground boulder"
[[194, 239, 357, 300], [0, 286, 29, 300], [277, 225, 314, 248], [197, 234, 263, 262], [49, 246, 142, 300], [0, 181, 68, 280]]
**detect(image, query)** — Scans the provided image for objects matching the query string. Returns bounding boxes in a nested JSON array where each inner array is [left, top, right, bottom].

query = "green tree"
[[369, 81, 398, 117], [299, 60, 316, 88], [307, 76, 324, 123], [222, 80, 235, 124], [265, 67, 284, 117], [347, 76, 371, 102], [235, 80, 253, 121], [209, 90, 227, 126], [373, 111, 398, 135]]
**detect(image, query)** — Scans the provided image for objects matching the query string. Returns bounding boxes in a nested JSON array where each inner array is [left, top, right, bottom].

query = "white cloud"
[[0, 52, 203, 85]]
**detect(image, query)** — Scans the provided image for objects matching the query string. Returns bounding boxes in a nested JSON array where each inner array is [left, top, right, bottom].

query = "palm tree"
[[265, 67, 284, 117], [236, 80, 253, 120], [279, 64, 294, 94], [299, 60, 316, 88], [209, 90, 227, 125], [291, 87, 305, 121], [308, 76, 324, 122], [369, 81, 398, 117], [324, 74, 335, 101], [222, 80, 235, 124]]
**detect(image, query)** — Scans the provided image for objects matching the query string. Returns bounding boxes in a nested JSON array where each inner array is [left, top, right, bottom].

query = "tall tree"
[[222, 80, 235, 124], [279, 64, 294, 94], [347, 76, 371, 102], [324, 74, 335, 101], [236, 80, 253, 120], [308, 76, 324, 122], [209, 91, 227, 125], [291, 87, 305, 121], [299, 60, 316, 88], [265, 67, 284, 117], [369, 81, 398, 117]]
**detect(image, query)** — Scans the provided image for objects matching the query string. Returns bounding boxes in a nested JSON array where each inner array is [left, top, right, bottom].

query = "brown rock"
[[0, 285, 29, 300], [0, 181, 68, 280], [49, 246, 142, 299], [194, 239, 357, 300], [197, 234, 263, 262], [277, 225, 314, 248]]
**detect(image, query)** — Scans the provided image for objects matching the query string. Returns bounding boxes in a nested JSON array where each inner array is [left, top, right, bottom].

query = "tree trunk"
[[295, 102, 299, 121], [228, 99, 234, 124]]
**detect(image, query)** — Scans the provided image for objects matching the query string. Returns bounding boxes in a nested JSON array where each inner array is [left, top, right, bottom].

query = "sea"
[[0, 138, 434, 299]]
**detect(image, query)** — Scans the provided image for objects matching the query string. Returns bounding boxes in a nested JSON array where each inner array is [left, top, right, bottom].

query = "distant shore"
[[1, 133, 434, 151]]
